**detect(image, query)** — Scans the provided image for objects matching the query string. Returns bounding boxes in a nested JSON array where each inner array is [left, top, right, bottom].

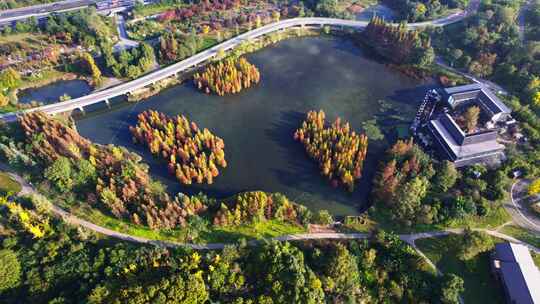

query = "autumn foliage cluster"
[[19, 112, 201, 229], [294, 110, 368, 192], [373, 139, 433, 203], [194, 57, 260, 96], [212, 191, 311, 226], [158, 0, 240, 23], [130, 110, 227, 185], [363, 17, 433, 65]]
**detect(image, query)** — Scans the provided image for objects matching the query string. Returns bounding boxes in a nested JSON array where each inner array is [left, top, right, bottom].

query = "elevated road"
[[0, 10, 477, 122], [0, 0, 96, 24]]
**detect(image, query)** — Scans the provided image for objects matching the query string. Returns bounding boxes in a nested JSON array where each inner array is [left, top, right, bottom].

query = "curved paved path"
[[505, 179, 540, 233], [0, 1, 480, 122], [2, 164, 538, 253]]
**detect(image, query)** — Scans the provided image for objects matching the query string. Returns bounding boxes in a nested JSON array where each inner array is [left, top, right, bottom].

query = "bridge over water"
[[0, 14, 470, 122]]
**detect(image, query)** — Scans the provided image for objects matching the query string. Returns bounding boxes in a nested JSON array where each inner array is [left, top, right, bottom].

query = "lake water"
[[76, 36, 433, 216], [18, 79, 91, 104]]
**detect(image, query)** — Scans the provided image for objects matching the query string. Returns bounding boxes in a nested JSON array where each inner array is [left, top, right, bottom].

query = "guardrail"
[[0, 15, 467, 122]]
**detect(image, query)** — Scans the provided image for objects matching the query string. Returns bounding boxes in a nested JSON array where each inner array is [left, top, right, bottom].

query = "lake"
[[76, 36, 434, 216], [18, 79, 91, 105]]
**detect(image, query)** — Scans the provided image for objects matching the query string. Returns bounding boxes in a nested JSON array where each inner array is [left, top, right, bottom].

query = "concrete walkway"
[[2, 164, 538, 253], [505, 179, 540, 233], [114, 14, 140, 52]]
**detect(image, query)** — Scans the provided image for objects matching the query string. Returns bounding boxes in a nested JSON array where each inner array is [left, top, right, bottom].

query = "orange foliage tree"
[[130, 110, 227, 185], [294, 110, 369, 192], [193, 57, 260, 96]]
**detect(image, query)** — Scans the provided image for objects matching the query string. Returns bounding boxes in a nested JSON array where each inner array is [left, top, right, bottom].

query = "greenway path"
[[2, 164, 538, 253], [0, 0, 480, 122]]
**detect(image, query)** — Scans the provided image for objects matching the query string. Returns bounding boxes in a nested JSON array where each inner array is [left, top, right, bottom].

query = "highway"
[[0, 0, 96, 24], [0, 10, 477, 122]]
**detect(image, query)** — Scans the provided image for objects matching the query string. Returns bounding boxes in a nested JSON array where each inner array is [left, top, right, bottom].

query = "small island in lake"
[[294, 110, 368, 192], [130, 110, 227, 185], [193, 57, 261, 96]]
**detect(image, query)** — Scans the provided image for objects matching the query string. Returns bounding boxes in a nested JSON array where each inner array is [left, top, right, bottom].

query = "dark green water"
[[19, 79, 91, 104], [76, 36, 433, 216]]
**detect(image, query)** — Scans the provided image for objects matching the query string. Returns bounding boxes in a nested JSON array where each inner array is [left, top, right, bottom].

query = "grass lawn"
[[0, 172, 21, 195], [369, 201, 511, 233], [0, 104, 21, 114], [0, 33, 48, 50], [416, 234, 506, 304], [133, 2, 186, 17], [66, 202, 305, 244], [19, 69, 71, 91], [201, 220, 306, 243], [500, 225, 540, 248]]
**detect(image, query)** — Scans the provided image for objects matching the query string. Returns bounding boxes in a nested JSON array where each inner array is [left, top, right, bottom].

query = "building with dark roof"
[[491, 242, 540, 304], [429, 114, 505, 167], [442, 83, 511, 122], [427, 84, 511, 167]]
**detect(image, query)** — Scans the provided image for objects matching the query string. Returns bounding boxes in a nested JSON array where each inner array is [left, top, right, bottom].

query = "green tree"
[[457, 228, 494, 261], [321, 243, 363, 301], [434, 161, 458, 192], [0, 249, 21, 292], [316, 0, 339, 17], [395, 176, 429, 225], [313, 209, 333, 225], [439, 273, 464, 304], [249, 241, 325, 304], [44, 157, 74, 192], [73, 159, 97, 187], [449, 49, 463, 65]]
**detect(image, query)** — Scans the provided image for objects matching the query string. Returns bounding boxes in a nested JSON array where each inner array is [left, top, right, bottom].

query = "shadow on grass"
[[416, 235, 506, 304]]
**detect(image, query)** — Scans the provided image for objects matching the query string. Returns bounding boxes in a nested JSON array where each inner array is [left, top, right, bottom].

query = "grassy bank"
[[18, 69, 80, 91], [58, 199, 306, 245], [416, 234, 506, 304], [499, 225, 540, 248], [0, 172, 21, 195], [366, 201, 510, 234]]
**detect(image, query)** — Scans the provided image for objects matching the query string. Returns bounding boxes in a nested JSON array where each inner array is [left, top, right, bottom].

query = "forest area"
[[0, 194, 465, 303], [434, 0, 540, 181]]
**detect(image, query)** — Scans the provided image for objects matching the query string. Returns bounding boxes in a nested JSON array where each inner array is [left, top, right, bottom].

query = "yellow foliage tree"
[[527, 76, 540, 92], [81, 52, 102, 85], [256, 15, 262, 28], [532, 91, 540, 107], [529, 179, 540, 196], [202, 25, 210, 34], [0, 93, 9, 107], [272, 11, 280, 22], [0, 196, 50, 238]]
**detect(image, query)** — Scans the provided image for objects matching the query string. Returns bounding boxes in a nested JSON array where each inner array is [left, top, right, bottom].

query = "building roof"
[[442, 83, 483, 96], [494, 242, 540, 304], [430, 119, 504, 161], [479, 87, 511, 115], [442, 84, 511, 116]]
